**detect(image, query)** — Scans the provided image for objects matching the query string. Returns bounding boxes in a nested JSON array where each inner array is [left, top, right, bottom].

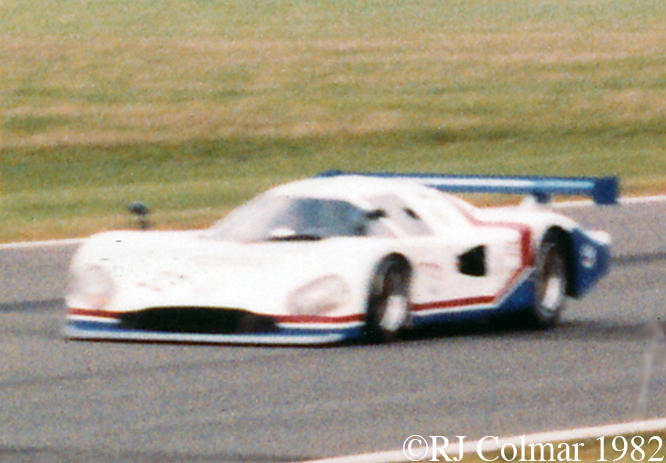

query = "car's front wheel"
[[524, 232, 568, 328], [365, 256, 411, 342]]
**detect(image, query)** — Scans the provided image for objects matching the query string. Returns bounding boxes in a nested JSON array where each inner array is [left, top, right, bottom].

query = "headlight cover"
[[66, 264, 115, 310], [287, 275, 350, 316]]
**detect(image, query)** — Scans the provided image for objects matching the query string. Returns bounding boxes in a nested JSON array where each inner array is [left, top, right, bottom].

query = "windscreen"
[[209, 195, 386, 242]]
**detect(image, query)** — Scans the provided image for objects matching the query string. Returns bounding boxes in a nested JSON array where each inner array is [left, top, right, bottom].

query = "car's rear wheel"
[[524, 232, 568, 328], [365, 256, 411, 342]]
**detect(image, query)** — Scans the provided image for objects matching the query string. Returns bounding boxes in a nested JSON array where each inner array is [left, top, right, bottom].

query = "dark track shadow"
[[391, 317, 657, 345]]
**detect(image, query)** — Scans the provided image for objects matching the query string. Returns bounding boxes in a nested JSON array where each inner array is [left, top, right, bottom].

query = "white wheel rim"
[[542, 274, 564, 311], [380, 295, 408, 332]]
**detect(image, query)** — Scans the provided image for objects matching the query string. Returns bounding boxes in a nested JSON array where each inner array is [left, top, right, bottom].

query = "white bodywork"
[[64, 175, 609, 344]]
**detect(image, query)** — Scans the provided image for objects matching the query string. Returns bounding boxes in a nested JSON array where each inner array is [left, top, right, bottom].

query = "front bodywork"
[[65, 232, 394, 344]]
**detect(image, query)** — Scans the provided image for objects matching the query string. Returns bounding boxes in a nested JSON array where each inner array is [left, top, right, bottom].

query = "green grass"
[[2, 0, 666, 241]]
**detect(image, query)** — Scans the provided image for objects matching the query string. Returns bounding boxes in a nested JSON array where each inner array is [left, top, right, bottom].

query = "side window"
[[364, 213, 395, 238], [367, 195, 432, 236]]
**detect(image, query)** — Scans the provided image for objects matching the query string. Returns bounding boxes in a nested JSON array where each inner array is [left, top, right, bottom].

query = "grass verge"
[[2, 0, 666, 241]]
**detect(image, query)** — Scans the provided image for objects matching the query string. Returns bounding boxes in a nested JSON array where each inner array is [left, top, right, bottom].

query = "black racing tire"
[[523, 232, 568, 329], [364, 256, 411, 343]]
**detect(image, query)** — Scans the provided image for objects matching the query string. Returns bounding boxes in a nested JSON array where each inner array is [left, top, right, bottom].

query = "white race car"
[[64, 172, 617, 345]]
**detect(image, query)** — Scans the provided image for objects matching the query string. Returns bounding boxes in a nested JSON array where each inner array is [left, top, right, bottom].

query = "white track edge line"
[[0, 238, 83, 250], [621, 194, 666, 204], [2, 194, 665, 250], [302, 418, 666, 463], [555, 194, 666, 209]]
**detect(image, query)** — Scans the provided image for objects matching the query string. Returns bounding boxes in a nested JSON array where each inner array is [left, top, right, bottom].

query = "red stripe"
[[68, 308, 120, 319], [68, 307, 365, 325], [411, 295, 495, 312], [274, 314, 364, 324]]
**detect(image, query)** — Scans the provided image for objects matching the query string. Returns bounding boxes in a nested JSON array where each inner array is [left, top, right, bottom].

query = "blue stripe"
[[411, 273, 535, 326], [64, 320, 364, 345]]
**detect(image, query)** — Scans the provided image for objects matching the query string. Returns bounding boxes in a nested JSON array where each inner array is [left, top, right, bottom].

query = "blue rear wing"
[[317, 171, 619, 205]]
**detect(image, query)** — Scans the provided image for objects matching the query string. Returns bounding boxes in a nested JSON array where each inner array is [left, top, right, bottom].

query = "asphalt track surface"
[[2, 201, 666, 463]]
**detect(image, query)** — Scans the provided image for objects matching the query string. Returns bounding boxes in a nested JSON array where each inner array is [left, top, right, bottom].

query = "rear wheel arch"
[[384, 253, 412, 278]]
